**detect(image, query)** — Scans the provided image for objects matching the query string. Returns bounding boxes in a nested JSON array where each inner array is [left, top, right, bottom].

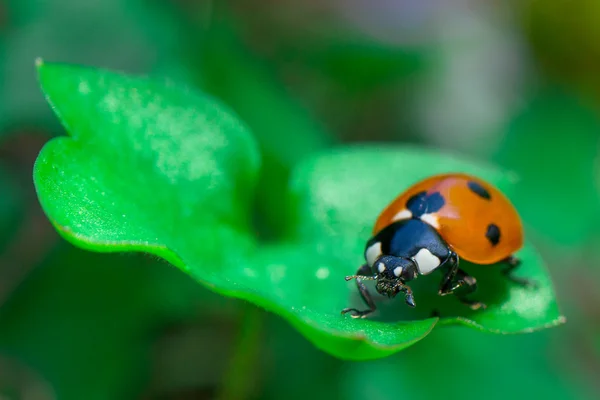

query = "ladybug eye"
[[393, 266, 403, 277], [377, 262, 386, 274]]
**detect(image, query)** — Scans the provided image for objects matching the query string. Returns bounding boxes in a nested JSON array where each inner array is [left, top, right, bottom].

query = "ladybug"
[[341, 173, 533, 318]]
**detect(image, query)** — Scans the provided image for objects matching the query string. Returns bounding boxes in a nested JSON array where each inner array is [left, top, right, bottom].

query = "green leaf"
[[34, 60, 259, 267], [140, 1, 337, 236], [34, 62, 563, 362], [285, 147, 564, 339]]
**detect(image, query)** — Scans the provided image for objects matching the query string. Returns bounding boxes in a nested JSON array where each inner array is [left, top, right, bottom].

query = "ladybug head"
[[373, 255, 417, 307], [375, 255, 418, 283]]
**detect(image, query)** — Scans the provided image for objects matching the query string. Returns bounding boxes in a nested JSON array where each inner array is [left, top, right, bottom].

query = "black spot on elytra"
[[406, 191, 445, 217], [406, 191, 427, 216], [426, 192, 445, 213], [486, 223, 500, 246], [467, 180, 491, 200]]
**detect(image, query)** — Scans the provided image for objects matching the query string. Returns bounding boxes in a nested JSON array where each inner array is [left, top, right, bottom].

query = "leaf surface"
[[33, 63, 564, 361]]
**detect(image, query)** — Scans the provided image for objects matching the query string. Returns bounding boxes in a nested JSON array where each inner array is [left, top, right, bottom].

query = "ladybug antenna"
[[344, 275, 376, 281]]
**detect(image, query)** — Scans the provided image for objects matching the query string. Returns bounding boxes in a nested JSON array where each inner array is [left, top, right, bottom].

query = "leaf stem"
[[216, 305, 264, 400]]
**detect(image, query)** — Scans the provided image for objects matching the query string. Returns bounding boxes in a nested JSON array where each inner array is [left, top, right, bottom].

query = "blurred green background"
[[0, 1, 599, 399]]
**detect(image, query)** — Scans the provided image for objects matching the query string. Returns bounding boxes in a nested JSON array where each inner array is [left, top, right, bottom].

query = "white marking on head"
[[414, 248, 441, 275], [420, 213, 440, 229], [392, 209, 412, 222], [393, 266, 403, 277], [315, 267, 330, 280], [365, 242, 382, 267], [377, 262, 386, 274]]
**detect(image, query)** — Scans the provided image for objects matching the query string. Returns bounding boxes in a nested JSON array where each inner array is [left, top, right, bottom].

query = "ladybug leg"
[[451, 269, 486, 310], [438, 254, 486, 310], [437, 251, 460, 295], [341, 264, 377, 318], [502, 256, 536, 288]]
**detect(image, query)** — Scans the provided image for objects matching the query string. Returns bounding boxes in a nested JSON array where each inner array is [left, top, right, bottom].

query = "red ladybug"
[[342, 173, 533, 318]]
